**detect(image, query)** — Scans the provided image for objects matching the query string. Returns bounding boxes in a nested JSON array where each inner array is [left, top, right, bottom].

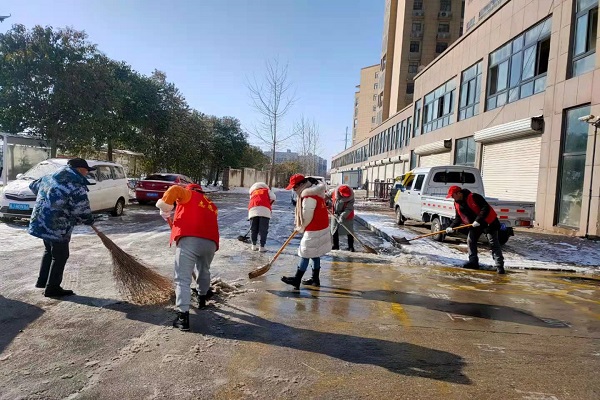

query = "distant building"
[[263, 149, 299, 164], [264, 148, 327, 177], [352, 65, 380, 146]]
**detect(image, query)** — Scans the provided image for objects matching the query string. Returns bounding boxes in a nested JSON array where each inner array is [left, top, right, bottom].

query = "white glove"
[[472, 221, 481, 228], [160, 209, 173, 221], [295, 225, 305, 233], [446, 227, 454, 234]]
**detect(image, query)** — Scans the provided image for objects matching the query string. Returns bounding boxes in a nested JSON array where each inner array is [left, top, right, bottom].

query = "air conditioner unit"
[[412, 10, 424, 17], [439, 11, 452, 18]]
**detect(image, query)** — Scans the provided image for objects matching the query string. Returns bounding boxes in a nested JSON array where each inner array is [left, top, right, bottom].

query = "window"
[[413, 0, 423, 10], [487, 17, 551, 110], [413, 175, 425, 191], [375, 72, 379, 79], [396, 122, 402, 148], [408, 62, 419, 73], [557, 106, 590, 228], [410, 41, 420, 52], [459, 61, 482, 120], [412, 22, 422, 31], [96, 166, 113, 181], [406, 117, 412, 147], [406, 83, 414, 94], [440, 0, 451, 12], [372, 105, 377, 112], [438, 24, 450, 33], [410, 150, 418, 170], [422, 78, 456, 133], [572, 0, 598, 77], [454, 137, 476, 166], [112, 166, 126, 179], [432, 171, 476, 184], [436, 42, 448, 53], [373, 94, 377, 101], [371, 116, 376, 123], [413, 99, 422, 137], [374, 83, 378, 89]]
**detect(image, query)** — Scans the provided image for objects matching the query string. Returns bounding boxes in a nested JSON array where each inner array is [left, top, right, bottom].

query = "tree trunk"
[[50, 137, 58, 158], [107, 140, 113, 162]]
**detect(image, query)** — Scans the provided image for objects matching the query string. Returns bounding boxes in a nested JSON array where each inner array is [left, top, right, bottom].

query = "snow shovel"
[[248, 230, 298, 279], [328, 210, 378, 254], [237, 226, 251, 242], [394, 224, 473, 245]]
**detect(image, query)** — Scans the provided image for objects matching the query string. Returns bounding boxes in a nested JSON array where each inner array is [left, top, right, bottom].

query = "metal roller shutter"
[[481, 136, 541, 202], [419, 152, 451, 167]]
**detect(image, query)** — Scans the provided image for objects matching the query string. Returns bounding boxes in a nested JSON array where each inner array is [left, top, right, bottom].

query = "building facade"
[[376, 0, 465, 125], [265, 149, 327, 177], [352, 64, 380, 146], [332, 0, 600, 238]]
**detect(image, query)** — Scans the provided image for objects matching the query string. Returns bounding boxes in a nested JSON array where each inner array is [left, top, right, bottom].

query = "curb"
[[354, 214, 400, 248]]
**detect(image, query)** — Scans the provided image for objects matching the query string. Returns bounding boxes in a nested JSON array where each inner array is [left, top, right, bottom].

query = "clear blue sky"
[[1, 1, 384, 165]]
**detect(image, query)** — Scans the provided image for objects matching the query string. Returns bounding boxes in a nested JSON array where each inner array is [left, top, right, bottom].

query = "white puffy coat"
[[297, 183, 332, 259], [248, 182, 276, 219]]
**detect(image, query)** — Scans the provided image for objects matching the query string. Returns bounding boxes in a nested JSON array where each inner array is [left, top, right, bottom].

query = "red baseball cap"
[[446, 185, 462, 198], [285, 174, 305, 190]]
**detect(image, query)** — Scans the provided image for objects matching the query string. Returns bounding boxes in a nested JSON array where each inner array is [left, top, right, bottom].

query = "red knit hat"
[[285, 174, 305, 190], [338, 185, 352, 197]]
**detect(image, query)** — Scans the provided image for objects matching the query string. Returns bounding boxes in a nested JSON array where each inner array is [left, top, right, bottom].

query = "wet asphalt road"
[[0, 191, 598, 399]]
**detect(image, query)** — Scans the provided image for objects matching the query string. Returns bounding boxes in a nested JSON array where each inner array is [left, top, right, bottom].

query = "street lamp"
[[578, 114, 599, 239]]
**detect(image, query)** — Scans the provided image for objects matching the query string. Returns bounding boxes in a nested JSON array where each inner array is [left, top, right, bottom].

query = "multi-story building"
[[352, 64, 380, 146], [264, 149, 299, 164], [265, 149, 328, 177], [376, 0, 465, 125], [332, 0, 600, 238]]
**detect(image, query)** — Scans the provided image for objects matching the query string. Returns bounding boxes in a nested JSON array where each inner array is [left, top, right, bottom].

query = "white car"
[[0, 158, 130, 219], [291, 176, 326, 206]]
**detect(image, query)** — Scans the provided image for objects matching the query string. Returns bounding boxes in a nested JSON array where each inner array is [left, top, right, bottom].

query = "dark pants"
[[250, 216, 270, 246], [332, 230, 354, 250], [467, 228, 504, 267], [38, 240, 70, 288]]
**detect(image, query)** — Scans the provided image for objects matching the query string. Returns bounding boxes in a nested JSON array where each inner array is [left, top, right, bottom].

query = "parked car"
[[0, 158, 130, 219], [291, 176, 326, 206], [393, 166, 536, 245], [135, 173, 195, 205]]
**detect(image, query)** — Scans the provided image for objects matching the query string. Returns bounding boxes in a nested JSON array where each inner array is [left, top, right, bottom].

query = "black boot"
[[496, 264, 506, 274], [462, 261, 480, 270], [43, 286, 74, 297], [347, 235, 355, 252], [281, 269, 306, 290], [332, 231, 340, 250], [302, 269, 320, 286], [195, 288, 214, 309], [173, 311, 190, 331]]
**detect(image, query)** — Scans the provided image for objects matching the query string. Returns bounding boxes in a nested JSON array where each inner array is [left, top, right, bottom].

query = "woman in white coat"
[[281, 174, 331, 289]]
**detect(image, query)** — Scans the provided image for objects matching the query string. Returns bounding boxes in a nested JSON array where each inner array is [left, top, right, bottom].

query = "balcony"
[[412, 9, 425, 18], [410, 30, 423, 39], [437, 32, 451, 39], [408, 51, 421, 60], [438, 10, 452, 19]]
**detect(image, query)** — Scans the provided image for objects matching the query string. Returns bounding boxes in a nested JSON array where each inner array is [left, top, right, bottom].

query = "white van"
[[0, 158, 130, 219]]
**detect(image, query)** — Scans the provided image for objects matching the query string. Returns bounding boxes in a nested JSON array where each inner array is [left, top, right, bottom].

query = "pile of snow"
[[210, 277, 255, 297]]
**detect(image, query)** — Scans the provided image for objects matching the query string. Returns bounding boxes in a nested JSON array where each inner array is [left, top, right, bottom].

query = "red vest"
[[455, 193, 497, 225], [331, 190, 355, 220], [171, 190, 220, 250], [305, 195, 329, 231], [248, 188, 272, 210]]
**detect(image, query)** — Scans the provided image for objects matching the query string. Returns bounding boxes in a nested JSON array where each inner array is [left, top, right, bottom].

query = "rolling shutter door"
[[481, 136, 541, 202], [419, 152, 451, 167]]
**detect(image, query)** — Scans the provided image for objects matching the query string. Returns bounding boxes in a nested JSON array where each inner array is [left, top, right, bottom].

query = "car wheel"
[[498, 229, 509, 246], [395, 207, 405, 225], [111, 198, 125, 216], [431, 217, 444, 242]]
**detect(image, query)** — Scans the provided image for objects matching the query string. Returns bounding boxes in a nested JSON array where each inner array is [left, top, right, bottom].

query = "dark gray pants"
[[38, 240, 70, 288], [467, 228, 504, 267], [250, 216, 270, 247]]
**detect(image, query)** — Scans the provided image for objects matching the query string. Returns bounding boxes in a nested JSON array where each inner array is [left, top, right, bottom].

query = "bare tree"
[[247, 59, 296, 186], [294, 116, 321, 176]]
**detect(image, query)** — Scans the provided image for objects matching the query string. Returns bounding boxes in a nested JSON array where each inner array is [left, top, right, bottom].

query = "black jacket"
[[450, 189, 500, 232]]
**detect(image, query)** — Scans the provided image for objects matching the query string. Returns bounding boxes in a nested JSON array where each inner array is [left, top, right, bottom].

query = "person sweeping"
[[281, 174, 331, 289], [156, 184, 219, 331], [329, 184, 355, 252], [247, 182, 276, 252]]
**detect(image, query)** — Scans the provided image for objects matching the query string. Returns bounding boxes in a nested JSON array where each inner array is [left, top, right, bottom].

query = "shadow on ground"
[[0, 295, 45, 354]]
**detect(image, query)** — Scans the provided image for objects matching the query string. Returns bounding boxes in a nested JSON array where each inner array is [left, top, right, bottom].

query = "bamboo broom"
[[92, 225, 174, 305]]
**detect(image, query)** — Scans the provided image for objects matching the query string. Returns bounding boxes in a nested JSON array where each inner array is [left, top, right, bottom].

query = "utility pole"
[[344, 126, 349, 149]]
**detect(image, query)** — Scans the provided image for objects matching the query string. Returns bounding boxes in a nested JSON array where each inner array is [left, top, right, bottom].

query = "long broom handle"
[[270, 230, 298, 264], [409, 223, 473, 241], [328, 209, 369, 247]]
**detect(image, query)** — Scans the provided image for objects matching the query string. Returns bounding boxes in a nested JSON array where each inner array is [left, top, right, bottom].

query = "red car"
[[135, 173, 195, 205]]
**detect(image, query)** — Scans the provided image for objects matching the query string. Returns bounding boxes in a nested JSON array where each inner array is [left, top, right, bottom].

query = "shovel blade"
[[392, 235, 411, 245]]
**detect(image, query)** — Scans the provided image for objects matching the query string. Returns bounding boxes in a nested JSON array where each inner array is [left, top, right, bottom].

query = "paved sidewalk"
[[354, 201, 600, 274]]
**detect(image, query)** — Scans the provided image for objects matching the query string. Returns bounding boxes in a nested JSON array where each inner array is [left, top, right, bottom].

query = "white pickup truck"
[[393, 166, 535, 244]]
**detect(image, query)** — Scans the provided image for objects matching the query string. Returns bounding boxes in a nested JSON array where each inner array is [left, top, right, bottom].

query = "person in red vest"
[[281, 174, 332, 289], [248, 182, 276, 252], [329, 184, 355, 252], [445, 185, 505, 274], [156, 183, 220, 331]]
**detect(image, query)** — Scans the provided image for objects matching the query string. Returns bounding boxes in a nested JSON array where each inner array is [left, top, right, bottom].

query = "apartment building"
[[375, 0, 465, 125], [352, 65, 380, 146], [332, 0, 600, 238]]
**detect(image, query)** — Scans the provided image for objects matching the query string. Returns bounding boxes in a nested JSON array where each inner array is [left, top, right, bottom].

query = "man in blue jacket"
[[29, 158, 95, 297]]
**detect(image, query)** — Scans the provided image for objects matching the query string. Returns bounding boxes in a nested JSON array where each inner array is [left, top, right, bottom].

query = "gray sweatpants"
[[174, 236, 217, 312]]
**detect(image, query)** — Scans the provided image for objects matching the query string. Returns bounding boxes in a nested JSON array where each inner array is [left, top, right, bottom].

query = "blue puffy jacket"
[[28, 166, 94, 242]]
